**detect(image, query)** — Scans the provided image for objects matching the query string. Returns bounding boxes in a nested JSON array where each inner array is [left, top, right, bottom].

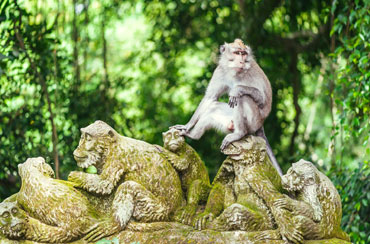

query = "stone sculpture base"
[[0, 222, 351, 244]]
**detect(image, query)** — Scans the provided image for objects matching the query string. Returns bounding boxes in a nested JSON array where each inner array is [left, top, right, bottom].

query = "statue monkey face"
[[219, 39, 253, 72], [223, 136, 267, 163], [74, 120, 117, 170], [281, 160, 318, 192], [162, 129, 185, 152], [73, 132, 104, 169], [0, 202, 27, 239], [18, 157, 55, 179]]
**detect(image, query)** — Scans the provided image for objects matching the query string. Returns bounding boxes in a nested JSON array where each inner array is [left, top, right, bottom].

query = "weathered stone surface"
[[0, 121, 350, 244], [0, 226, 352, 244]]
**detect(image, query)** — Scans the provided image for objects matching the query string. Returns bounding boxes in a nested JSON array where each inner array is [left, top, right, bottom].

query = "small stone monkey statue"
[[162, 128, 211, 225]]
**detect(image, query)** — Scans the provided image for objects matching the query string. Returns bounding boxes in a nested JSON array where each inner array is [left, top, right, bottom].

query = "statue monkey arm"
[[245, 167, 303, 243], [68, 166, 124, 195], [165, 151, 190, 171]]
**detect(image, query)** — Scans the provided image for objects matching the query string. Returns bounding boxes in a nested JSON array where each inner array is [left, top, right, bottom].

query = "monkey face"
[[0, 202, 27, 239], [281, 167, 305, 192], [162, 129, 185, 152], [73, 132, 103, 169], [219, 39, 252, 72], [18, 157, 55, 179], [282, 160, 319, 192]]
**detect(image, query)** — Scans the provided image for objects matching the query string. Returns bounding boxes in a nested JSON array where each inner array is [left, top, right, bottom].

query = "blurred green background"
[[0, 0, 369, 242]]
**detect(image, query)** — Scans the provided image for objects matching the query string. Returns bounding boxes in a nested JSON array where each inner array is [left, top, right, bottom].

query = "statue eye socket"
[[11, 208, 18, 214], [2, 211, 9, 218], [86, 134, 92, 141]]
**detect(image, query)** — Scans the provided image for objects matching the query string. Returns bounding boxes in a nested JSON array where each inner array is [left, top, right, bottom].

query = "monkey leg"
[[207, 203, 273, 231], [193, 182, 227, 230], [185, 102, 232, 140], [177, 180, 211, 225], [25, 216, 78, 243], [113, 181, 169, 226], [221, 96, 261, 150]]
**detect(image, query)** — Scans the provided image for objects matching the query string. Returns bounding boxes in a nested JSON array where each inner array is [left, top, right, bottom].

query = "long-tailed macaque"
[[171, 39, 282, 176]]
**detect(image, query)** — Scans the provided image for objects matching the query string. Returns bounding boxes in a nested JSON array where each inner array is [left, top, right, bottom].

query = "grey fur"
[[171, 39, 282, 176]]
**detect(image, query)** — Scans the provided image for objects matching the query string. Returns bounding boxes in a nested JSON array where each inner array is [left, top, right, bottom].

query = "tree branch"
[[14, 3, 60, 178]]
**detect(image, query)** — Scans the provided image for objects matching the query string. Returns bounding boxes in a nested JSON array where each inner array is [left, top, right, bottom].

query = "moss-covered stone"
[[0, 225, 352, 244]]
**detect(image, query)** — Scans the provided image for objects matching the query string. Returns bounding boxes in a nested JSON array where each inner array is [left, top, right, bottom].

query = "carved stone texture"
[[0, 121, 351, 244], [274, 159, 350, 241], [161, 128, 211, 225], [1, 157, 108, 243], [67, 120, 184, 240], [194, 136, 283, 234]]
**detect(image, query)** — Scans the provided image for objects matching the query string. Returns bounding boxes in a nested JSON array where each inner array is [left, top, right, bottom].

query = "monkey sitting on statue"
[[160, 128, 211, 225], [171, 39, 282, 176]]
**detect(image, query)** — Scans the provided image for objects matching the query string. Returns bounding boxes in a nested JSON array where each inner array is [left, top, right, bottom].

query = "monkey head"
[[162, 128, 185, 152], [73, 120, 118, 172], [0, 201, 27, 239], [281, 159, 319, 192], [282, 160, 323, 222], [222, 135, 267, 163], [18, 157, 55, 179], [219, 39, 253, 72]]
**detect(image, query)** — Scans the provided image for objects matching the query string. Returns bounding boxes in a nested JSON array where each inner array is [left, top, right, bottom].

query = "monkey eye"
[[2, 211, 10, 218], [11, 208, 18, 214]]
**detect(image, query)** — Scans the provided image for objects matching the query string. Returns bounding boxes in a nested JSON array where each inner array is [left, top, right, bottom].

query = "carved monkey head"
[[73, 120, 117, 171], [18, 157, 55, 179], [223, 136, 267, 163], [0, 201, 27, 239], [162, 128, 185, 152], [281, 159, 319, 192], [282, 160, 323, 222], [219, 39, 253, 72]]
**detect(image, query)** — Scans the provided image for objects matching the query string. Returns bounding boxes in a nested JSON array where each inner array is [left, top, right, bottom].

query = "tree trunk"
[[101, 8, 109, 118], [289, 52, 301, 155], [14, 5, 60, 178], [83, 0, 89, 76], [328, 4, 337, 168], [72, 0, 80, 87]]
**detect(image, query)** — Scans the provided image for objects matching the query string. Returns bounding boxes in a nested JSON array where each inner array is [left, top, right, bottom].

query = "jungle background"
[[0, 0, 369, 242]]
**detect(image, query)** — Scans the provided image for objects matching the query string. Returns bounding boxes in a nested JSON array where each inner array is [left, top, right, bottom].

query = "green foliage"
[[330, 163, 370, 244], [96, 237, 120, 244], [0, 0, 369, 242]]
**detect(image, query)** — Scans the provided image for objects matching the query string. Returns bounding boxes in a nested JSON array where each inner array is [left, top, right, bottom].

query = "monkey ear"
[[220, 44, 226, 53]]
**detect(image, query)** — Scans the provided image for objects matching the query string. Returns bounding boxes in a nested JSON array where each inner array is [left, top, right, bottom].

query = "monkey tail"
[[256, 127, 283, 176]]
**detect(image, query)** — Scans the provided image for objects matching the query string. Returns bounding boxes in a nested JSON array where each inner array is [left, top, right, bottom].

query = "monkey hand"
[[194, 212, 214, 231], [170, 124, 187, 131], [276, 214, 303, 244], [228, 96, 238, 108], [274, 197, 294, 212]]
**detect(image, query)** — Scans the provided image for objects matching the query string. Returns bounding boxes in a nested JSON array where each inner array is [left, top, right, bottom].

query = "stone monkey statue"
[[161, 128, 211, 225], [270, 160, 350, 242], [171, 39, 282, 176]]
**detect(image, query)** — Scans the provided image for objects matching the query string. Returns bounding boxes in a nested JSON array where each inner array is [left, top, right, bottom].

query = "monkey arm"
[[165, 151, 190, 171], [245, 168, 303, 243], [229, 85, 264, 108], [68, 166, 124, 195]]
